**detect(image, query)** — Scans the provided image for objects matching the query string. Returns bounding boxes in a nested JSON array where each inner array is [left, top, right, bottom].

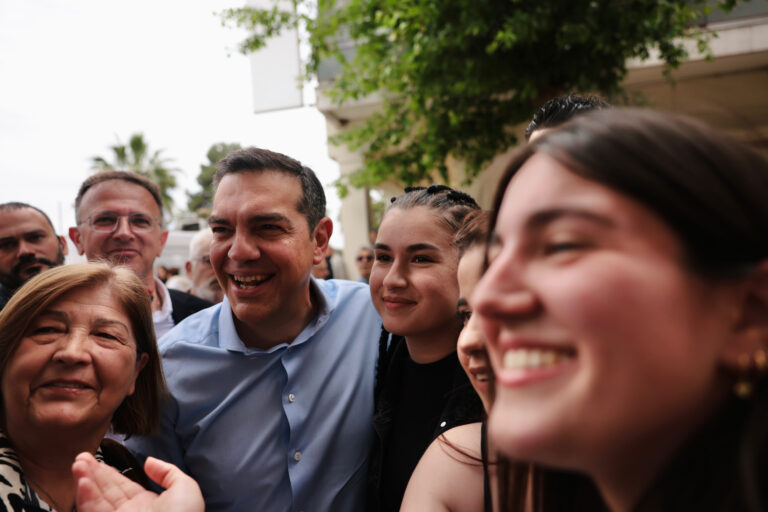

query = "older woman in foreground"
[[0, 263, 166, 511]]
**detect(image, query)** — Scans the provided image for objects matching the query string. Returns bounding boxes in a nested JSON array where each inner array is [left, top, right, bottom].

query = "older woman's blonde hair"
[[0, 263, 167, 436]]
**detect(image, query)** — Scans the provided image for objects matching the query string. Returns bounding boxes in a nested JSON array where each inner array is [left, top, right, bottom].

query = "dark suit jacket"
[[169, 288, 213, 325]]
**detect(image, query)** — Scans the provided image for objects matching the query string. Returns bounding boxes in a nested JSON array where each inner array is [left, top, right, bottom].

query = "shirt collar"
[[218, 278, 332, 355], [152, 277, 173, 318]]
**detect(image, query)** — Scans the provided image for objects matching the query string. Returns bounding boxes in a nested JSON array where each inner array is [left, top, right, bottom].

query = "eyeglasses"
[[356, 255, 374, 262], [80, 212, 159, 233]]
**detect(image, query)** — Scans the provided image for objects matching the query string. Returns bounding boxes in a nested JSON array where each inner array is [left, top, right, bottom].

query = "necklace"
[[24, 473, 73, 512]]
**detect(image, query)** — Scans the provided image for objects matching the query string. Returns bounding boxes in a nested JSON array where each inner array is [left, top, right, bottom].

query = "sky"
[[0, 0, 343, 245]]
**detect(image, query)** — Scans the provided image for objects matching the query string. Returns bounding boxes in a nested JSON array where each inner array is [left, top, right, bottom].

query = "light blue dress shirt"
[[127, 278, 381, 512]]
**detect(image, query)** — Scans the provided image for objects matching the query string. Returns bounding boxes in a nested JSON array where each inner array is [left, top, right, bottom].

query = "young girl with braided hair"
[[366, 185, 484, 512]]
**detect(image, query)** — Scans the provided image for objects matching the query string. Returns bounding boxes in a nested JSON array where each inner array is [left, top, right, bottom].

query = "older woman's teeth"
[[233, 275, 269, 288], [504, 348, 573, 370], [475, 373, 490, 382]]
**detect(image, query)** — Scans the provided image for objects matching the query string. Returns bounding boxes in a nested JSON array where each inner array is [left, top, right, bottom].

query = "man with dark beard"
[[0, 202, 67, 310]]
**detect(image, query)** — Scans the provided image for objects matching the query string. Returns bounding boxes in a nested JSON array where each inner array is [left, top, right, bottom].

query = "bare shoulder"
[[438, 422, 483, 462], [400, 422, 485, 512]]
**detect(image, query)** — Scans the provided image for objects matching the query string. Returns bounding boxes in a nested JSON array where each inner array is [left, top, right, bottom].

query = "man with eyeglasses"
[[355, 245, 374, 283], [0, 202, 68, 310], [185, 227, 223, 303], [69, 171, 211, 337]]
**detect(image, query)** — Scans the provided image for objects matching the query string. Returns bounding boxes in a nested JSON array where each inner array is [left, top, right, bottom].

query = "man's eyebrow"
[[208, 214, 292, 226], [208, 216, 231, 226], [247, 213, 292, 225], [0, 229, 47, 242], [374, 243, 390, 251], [525, 207, 615, 230]]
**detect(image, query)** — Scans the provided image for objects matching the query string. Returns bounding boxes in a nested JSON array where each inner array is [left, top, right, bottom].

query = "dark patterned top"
[[0, 432, 105, 512]]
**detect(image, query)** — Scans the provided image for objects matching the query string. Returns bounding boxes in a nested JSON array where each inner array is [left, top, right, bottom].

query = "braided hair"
[[374, 185, 480, 399]]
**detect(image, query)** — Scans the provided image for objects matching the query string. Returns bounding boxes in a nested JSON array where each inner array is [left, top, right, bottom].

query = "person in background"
[[184, 228, 223, 303], [367, 185, 484, 512], [69, 171, 211, 337], [165, 275, 193, 294], [356, 246, 374, 283], [155, 265, 170, 283], [477, 109, 768, 510], [311, 256, 331, 279], [0, 263, 166, 511], [525, 94, 609, 142], [0, 202, 67, 310]]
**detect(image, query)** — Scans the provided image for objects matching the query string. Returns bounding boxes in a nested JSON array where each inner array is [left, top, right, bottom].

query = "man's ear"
[[57, 235, 69, 256], [68, 227, 85, 256], [720, 261, 768, 371], [157, 229, 169, 257], [312, 217, 333, 265]]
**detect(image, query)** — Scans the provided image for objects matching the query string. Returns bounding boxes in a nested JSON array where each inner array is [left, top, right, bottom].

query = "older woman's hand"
[[73, 453, 204, 512]]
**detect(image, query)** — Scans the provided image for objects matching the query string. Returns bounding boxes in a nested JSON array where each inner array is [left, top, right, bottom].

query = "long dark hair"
[[490, 109, 768, 511]]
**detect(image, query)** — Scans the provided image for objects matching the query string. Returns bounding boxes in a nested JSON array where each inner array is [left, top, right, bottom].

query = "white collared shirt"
[[152, 277, 175, 338]]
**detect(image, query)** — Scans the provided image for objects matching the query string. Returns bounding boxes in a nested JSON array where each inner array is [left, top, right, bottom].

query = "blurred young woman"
[[401, 210, 500, 512], [366, 186, 484, 512], [0, 263, 166, 511], [474, 109, 768, 511]]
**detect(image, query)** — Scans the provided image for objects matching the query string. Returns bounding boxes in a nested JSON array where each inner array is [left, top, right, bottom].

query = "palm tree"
[[91, 133, 179, 214]]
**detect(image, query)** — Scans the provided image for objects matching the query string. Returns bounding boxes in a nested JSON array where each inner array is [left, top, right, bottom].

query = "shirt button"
[[288, 393, 296, 403], [440, 421, 447, 428], [294, 451, 302, 462]]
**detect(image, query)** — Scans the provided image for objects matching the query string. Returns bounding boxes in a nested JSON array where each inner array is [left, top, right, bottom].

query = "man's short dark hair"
[[74, 171, 164, 223], [0, 202, 56, 232], [214, 147, 326, 232], [525, 95, 610, 140]]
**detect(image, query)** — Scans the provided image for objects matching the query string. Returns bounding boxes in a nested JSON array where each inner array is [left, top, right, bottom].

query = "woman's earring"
[[733, 349, 768, 398]]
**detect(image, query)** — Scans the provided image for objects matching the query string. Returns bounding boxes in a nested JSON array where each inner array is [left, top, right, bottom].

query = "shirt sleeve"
[[125, 392, 188, 474]]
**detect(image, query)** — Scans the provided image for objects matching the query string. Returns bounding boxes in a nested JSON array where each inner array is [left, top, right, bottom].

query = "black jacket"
[[168, 288, 212, 325], [366, 334, 483, 512]]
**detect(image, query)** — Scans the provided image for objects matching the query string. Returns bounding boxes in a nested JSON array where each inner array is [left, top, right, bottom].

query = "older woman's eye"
[[95, 331, 120, 342], [458, 310, 472, 326], [32, 326, 60, 335]]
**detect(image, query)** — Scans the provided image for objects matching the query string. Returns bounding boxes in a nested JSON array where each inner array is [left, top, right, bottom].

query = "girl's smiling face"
[[473, 153, 741, 478], [456, 245, 492, 411], [370, 206, 462, 359]]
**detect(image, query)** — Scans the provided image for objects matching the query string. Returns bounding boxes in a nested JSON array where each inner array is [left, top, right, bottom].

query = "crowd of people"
[[0, 95, 767, 512]]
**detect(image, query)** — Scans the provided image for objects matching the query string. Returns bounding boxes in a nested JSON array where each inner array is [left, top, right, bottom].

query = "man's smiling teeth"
[[503, 348, 575, 370], [232, 275, 270, 288]]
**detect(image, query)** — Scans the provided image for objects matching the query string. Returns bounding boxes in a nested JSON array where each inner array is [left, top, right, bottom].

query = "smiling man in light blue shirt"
[[127, 148, 381, 511]]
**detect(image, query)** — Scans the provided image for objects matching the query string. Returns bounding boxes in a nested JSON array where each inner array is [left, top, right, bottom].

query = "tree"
[[91, 133, 179, 212], [187, 142, 242, 216], [221, 0, 743, 191]]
